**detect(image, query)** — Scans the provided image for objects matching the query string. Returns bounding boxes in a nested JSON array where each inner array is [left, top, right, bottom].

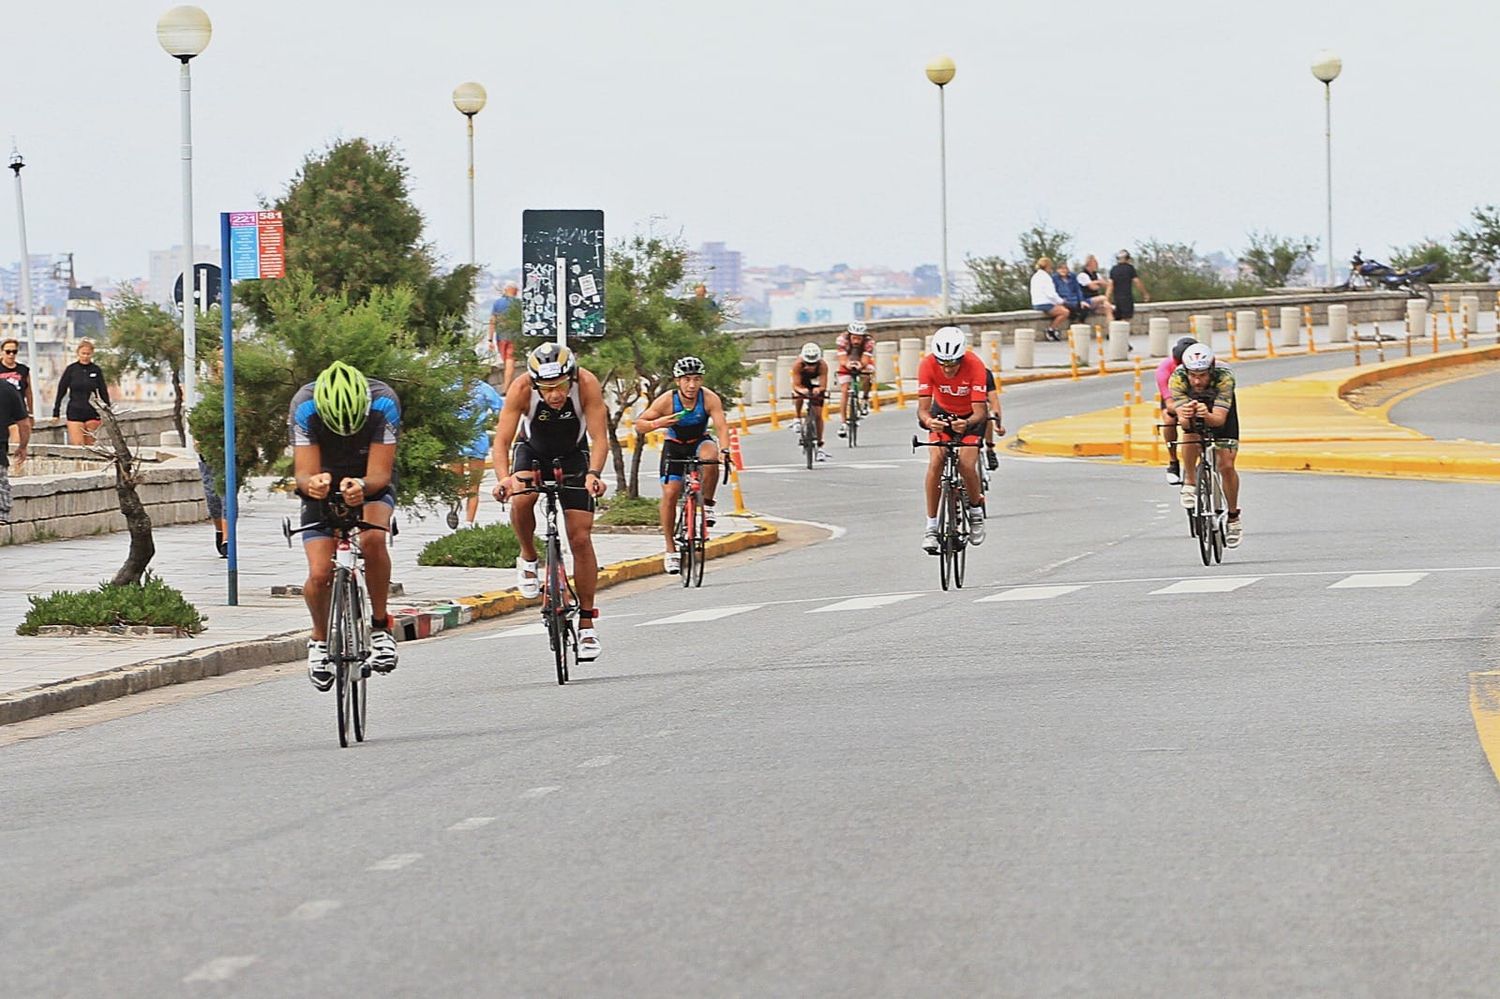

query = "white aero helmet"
[[846, 321, 868, 336], [800, 342, 823, 363], [931, 326, 967, 362], [1181, 343, 1215, 371]]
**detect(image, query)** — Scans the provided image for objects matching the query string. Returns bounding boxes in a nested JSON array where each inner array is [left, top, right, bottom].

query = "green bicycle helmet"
[[313, 361, 372, 436]]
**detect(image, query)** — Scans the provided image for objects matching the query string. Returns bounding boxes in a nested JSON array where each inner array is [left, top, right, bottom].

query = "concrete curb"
[[0, 520, 781, 727]]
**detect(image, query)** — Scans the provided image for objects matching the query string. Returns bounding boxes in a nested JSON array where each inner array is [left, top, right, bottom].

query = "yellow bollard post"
[[1303, 305, 1316, 353], [1227, 311, 1240, 361], [1353, 330, 1362, 366], [729, 466, 749, 516], [1376, 330, 1386, 364], [1068, 327, 1080, 380], [1132, 358, 1143, 404], [1431, 313, 1440, 353], [737, 398, 751, 436], [1122, 392, 1134, 463], [1445, 294, 1457, 341], [1151, 408, 1161, 464], [767, 374, 781, 430], [1405, 325, 1413, 357], [1095, 325, 1107, 375], [1260, 308, 1276, 357], [1189, 315, 1198, 337], [1463, 322, 1470, 350], [894, 354, 907, 409]]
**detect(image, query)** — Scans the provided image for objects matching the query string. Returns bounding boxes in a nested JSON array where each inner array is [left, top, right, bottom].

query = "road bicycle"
[[1185, 418, 1227, 565], [914, 435, 983, 590], [796, 391, 826, 469], [842, 367, 871, 448], [667, 452, 731, 589], [284, 498, 394, 748], [510, 460, 587, 685]]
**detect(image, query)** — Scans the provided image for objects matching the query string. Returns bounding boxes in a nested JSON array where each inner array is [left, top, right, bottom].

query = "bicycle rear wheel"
[[547, 537, 570, 684], [678, 494, 695, 588]]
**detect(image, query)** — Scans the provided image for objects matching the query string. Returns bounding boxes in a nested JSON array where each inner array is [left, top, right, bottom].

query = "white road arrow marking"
[[1329, 572, 1428, 588]]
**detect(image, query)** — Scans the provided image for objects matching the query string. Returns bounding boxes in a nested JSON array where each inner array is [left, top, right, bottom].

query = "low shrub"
[[417, 523, 526, 568], [597, 495, 661, 526], [17, 574, 206, 635]]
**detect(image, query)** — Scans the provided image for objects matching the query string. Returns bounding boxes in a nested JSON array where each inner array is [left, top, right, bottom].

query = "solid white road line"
[[287, 900, 342, 921], [578, 755, 619, 769], [447, 817, 498, 832], [808, 593, 923, 613], [184, 956, 258, 983], [1329, 572, 1429, 589], [366, 853, 423, 872], [519, 786, 562, 799], [638, 605, 763, 626], [1151, 577, 1261, 595], [975, 585, 1087, 603], [846, 463, 899, 469], [471, 622, 547, 641]]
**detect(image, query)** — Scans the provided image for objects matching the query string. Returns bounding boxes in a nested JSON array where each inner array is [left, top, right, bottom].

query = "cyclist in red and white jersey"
[[835, 321, 875, 438], [916, 326, 989, 553]]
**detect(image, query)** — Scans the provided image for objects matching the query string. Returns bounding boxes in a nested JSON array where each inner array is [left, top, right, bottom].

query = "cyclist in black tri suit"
[[635, 355, 731, 574], [790, 342, 830, 462], [981, 367, 1005, 470], [289, 361, 401, 689], [491, 342, 610, 661]]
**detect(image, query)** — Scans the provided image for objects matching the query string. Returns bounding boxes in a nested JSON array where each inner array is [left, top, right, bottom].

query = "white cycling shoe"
[[1179, 483, 1196, 509], [516, 558, 540, 598], [307, 640, 333, 692], [578, 628, 601, 662], [816, 447, 831, 462], [922, 528, 941, 555], [967, 507, 987, 546], [664, 551, 681, 574]]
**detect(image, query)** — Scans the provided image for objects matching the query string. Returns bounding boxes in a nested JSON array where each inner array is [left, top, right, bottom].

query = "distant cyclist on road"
[[491, 343, 611, 660], [290, 361, 401, 689], [790, 342, 830, 462], [917, 326, 989, 553], [635, 355, 730, 575], [835, 321, 875, 439], [1156, 336, 1197, 485], [982, 368, 1005, 471], [1170, 343, 1243, 547]]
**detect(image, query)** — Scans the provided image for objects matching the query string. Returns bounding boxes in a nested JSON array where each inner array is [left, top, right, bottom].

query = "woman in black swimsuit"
[[52, 339, 111, 444]]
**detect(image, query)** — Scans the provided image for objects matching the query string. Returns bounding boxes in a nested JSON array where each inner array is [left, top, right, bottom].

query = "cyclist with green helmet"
[[289, 361, 402, 688]]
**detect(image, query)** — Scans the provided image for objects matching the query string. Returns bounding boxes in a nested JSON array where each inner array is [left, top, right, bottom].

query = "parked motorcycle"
[[1339, 250, 1436, 304]]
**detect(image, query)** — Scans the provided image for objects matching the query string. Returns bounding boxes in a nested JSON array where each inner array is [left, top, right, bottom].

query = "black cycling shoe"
[[985, 447, 999, 471]]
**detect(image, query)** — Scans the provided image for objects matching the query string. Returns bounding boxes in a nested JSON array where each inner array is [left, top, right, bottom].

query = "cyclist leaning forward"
[[917, 326, 989, 554], [491, 343, 611, 660], [835, 321, 875, 439], [290, 361, 401, 689], [1169, 343, 1243, 548], [635, 356, 731, 575], [790, 342, 831, 462]]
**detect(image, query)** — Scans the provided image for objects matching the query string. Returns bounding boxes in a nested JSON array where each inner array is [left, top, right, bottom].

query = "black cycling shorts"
[[513, 441, 595, 513], [660, 437, 714, 484]]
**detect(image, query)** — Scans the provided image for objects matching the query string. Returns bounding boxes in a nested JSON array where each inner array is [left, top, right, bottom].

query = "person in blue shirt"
[[452, 376, 505, 528], [1053, 261, 1094, 324]]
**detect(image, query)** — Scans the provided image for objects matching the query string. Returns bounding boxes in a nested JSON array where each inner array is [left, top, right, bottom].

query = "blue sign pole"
[[219, 213, 240, 606]]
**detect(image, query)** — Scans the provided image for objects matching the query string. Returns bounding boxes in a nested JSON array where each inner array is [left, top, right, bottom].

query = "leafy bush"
[[1389, 239, 1488, 284], [417, 523, 526, 568], [17, 575, 205, 635], [596, 495, 661, 526]]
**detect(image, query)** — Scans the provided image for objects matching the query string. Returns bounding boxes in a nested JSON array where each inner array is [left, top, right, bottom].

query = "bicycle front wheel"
[[804, 430, 815, 469], [547, 538, 570, 685], [1211, 473, 1226, 564], [692, 497, 707, 588], [349, 574, 369, 742], [846, 395, 859, 448], [678, 495, 695, 588], [1195, 474, 1214, 566], [328, 568, 353, 748]]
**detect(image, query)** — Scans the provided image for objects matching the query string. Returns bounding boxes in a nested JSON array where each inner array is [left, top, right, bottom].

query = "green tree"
[[188, 274, 483, 508], [233, 138, 477, 346], [1453, 205, 1500, 279], [961, 223, 1074, 313], [1132, 240, 1256, 302], [1238, 231, 1318, 288], [1389, 239, 1487, 284], [100, 289, 221, 445]]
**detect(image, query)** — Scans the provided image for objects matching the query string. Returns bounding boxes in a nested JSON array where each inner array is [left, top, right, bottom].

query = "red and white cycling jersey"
[[836, 332, 875, 372], [917, 351, 987, 415]]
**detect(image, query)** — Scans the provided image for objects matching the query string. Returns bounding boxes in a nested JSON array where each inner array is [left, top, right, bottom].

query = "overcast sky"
[[4, 0, 1495, 285]]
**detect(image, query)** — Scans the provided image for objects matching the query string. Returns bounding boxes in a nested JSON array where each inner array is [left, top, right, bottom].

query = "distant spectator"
[[1054, 262, 1110, 324], [52, 339, 110, 445], [1109, 250, 1149, 322], [198, 456, 229, 557], [1029, 257, 1070, 341], [1075, 256, 1115, 320], [488, 281, 521, 387], [452, 375, 506, 528], [0, 379, 31, 520], [1, 338, 32, 447]]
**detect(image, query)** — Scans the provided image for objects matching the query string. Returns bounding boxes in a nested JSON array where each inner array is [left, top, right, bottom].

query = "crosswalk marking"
[[808, 593, 923, 613], [975, 585, 1087, 603], [1151, 577, 1261, 595], [1329, 572, 1428, 589], [638, 605, 764, 626]]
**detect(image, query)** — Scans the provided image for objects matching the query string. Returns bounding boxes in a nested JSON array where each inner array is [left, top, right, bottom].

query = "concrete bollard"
[[1277, 307, 1301, 348], [1148, 317, 1171, 357], [775, 355, 796, 401], [1461, 294, 1480, 333], [1071, 324, 1092, 366], [899, 337, 923, 389], [1107, 320, 1131, 361], [753, 359, 773, 404], [1191, 314, 1214, 351], [1235, 310, 1258, 352], [1406, 299, 1427, 347], [874, 340, 897, 384], [1014, 329, 1036, 369], [1327, 304, 1349, 343], [980, 330, 1003, 372]]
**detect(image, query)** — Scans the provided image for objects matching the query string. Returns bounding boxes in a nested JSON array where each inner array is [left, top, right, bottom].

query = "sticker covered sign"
[[521, 209, 605, 339]]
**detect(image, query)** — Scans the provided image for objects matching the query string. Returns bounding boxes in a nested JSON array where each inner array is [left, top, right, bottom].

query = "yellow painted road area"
[[1014, 344, 1500, 482]]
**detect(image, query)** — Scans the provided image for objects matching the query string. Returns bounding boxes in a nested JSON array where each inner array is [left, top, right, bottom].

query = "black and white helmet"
[[673, 356, 706, 378]]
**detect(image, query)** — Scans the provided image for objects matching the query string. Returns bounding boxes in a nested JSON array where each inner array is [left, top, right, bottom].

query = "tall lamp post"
[[8, 149, 36, 374], [157, 5, 212, 419], [1311, 50, 1342, 286], [453, 82, 488, 266], [925, 56, 956, 316]]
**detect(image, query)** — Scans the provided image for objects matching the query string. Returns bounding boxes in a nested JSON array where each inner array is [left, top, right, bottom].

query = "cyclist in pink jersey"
[[1156, 337, 1196, 485]]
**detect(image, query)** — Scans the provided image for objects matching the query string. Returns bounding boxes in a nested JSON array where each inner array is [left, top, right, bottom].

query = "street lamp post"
[[157, 5, 212, 421], [1311, 50, 1342, 286], [925, 57, 956, 316], [8, 149, 36, 374], [452, 82, 488, 266]]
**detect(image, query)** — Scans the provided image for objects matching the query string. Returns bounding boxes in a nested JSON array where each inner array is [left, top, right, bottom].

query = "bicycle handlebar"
[[912, 436, 983, 450], [283, 498, 394, 547]]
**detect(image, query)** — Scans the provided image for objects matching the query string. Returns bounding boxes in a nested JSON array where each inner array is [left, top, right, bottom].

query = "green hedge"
[[597, 495, 661, 527], [17, 575, 206, 635], [417, 523, 527, 568]]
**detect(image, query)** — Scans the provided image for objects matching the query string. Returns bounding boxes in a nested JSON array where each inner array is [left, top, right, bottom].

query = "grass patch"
[[417, 523, 527, 568], [596, 495, 661, 527], [17, 574, 206, 635]]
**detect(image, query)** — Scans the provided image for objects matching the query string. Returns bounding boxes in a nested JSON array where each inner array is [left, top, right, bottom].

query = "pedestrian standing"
[[52, 339, 111, 445], [0, 379, 32, 522], [1, 338, 33, 447], [199, 456, 229, 557], [1109, 250, 1150, 322]]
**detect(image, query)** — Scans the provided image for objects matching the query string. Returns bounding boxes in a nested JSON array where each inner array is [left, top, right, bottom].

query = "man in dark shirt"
[[1109, 250, 1150, 321], [0, 379, 32, 523]]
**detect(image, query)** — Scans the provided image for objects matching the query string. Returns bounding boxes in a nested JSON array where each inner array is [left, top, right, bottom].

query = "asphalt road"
[[3, 351, 1498, 997], [1389, 366, 1500, 442]]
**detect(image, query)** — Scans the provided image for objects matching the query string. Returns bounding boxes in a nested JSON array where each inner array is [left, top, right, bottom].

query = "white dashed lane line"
[[577, 755, 619, 769], [287, 900, 342, 921], [519, 786, 562, 799], [809, 593, 923, 613], [366, 853, 423, 872], [638, 605, 763, 626], [184, 956, 258, 983], [1329, 572, 1429, 588], [447, 817, 498, 832], [1151, 577, 1261, 595], [976, 585, 1087, 603]]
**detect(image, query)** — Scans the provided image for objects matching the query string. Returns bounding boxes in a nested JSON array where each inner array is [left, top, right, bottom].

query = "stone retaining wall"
[[24, 406, 178, 447], [2, 450, 207, 545]]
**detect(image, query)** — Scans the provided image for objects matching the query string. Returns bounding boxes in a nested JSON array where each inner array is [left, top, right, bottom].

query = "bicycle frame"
[[667, 453, 729, 588], [914, 436, 982, 590], [511, 460, 585, 684]]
